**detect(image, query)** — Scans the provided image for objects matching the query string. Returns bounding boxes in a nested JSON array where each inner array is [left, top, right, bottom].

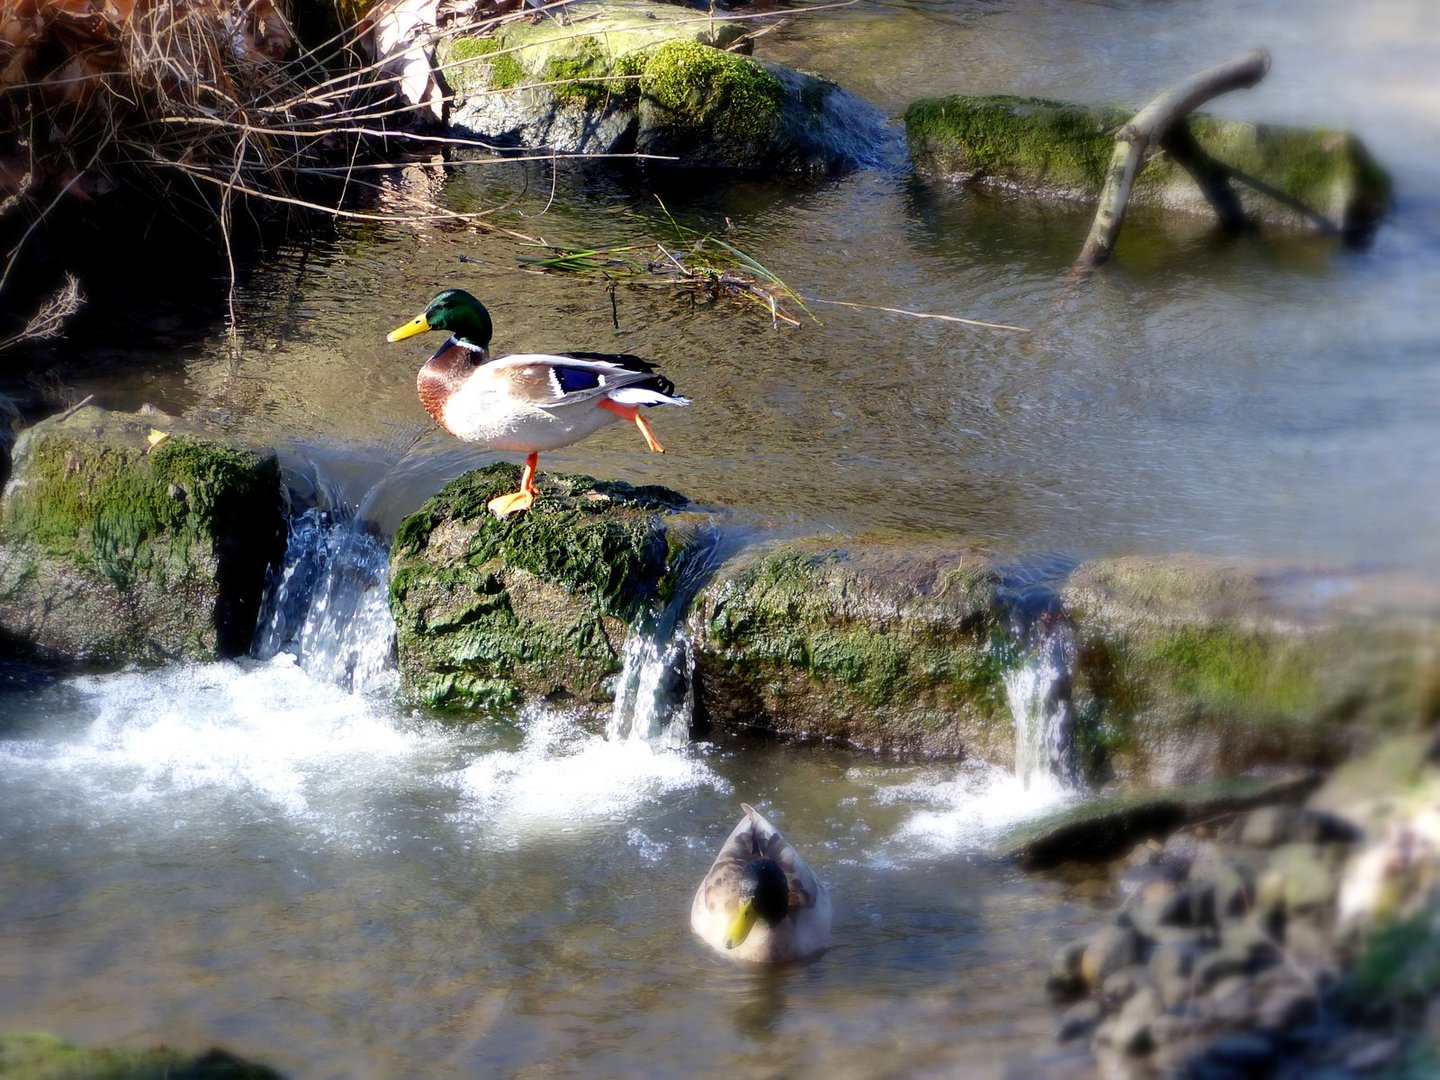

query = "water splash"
[[1004, 620, 1078, 794], [253, 505, 397, 696]]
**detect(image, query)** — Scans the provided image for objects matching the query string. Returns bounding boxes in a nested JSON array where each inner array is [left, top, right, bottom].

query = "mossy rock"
[[0, 406, 285, 667], [439, 1, 887, 171], [1001, 771, 1321, 868], [1062, 556, 1440, 784], [690, 539, 1013, 757], [388, 463, 692, 715], [904, 94, 1392, 236], [0, 1033, 284, 1079]]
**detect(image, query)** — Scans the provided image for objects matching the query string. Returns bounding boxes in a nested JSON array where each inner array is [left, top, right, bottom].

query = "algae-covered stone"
[[388, 463, 690, 715], [1061, 556, 1440, 784], [904, 94, 1391, 237], [0, 1032, 284, 1078], [439, 1, 888, 172], [0, 405, 285, 666], [1001, 772, 1320, 868], [690, 539, 1011, 757]]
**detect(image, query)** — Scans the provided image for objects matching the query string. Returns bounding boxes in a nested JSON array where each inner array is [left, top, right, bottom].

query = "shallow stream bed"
[[2, 0, 1439, 1076]]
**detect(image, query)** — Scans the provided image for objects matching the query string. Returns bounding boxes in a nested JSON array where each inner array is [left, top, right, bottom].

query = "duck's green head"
[[387, 288, 494, 348], [723, 858, 790, 949]]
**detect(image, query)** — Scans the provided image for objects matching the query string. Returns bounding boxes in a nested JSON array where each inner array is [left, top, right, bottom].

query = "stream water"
[[2, 0, 1439, 1076]]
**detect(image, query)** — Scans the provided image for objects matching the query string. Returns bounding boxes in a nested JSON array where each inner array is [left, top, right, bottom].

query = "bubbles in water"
[[447, 706, 730, 846], [0, 657, 429, 825], [863, 760, 1077, 862]]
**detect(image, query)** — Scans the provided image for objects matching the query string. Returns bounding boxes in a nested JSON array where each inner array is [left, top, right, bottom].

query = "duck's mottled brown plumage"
[[416, 341, 487, 425]]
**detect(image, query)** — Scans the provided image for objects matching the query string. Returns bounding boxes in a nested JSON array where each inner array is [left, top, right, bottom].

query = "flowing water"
[[3, 0, 1439, 1075]]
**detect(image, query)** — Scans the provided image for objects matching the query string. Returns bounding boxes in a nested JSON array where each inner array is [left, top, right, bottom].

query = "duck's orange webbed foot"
[[600, 399, 665, 453], [488, 453, 539, 519]]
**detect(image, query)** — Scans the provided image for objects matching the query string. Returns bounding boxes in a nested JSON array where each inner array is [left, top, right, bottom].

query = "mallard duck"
[[387, 288, 689, 519], [691, 802, 832, 964]]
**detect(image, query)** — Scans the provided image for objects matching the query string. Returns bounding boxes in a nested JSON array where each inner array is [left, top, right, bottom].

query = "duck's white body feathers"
[[691, 803, 832, 964], [424, 346, 688, 453]]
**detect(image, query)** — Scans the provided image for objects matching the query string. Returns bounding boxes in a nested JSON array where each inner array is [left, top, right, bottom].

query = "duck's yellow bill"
[[723, 899, 759, 950], [386, 313, 431, 342]]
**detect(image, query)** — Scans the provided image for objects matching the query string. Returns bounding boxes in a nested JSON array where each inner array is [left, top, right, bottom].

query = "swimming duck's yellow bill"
[[723, 898, 759, 949], [386, 313, 431, 342]]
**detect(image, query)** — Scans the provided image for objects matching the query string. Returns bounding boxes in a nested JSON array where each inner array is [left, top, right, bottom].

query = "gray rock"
[[1081, 926, 1144, 989], [1095, 985, 1162, 1056], [1101, 964, 1155, 1009], [1255, 982, 1318, 1031], [1205, 973, 1255, 1026], [1057, 999, 1102, 1043]]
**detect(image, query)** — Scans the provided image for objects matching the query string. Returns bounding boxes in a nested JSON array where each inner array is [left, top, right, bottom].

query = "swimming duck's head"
[[723, 858, 789, 949]]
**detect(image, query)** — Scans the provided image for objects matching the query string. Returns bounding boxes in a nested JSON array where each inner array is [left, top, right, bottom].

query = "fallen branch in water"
[[1074, 48, 1271, 273]]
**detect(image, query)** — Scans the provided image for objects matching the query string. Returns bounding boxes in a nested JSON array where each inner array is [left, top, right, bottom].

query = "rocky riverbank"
[[1030, 734, 1440, 1078]]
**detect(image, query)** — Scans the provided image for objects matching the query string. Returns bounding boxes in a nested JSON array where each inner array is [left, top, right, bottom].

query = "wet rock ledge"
[[0, 412, 1434, 786]]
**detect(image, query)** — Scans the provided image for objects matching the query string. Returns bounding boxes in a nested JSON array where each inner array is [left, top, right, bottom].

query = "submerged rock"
[[0, 405, 285, 667], [387, 463, 692, 714], [440, 1, 889, 172], [689, 539, 1013, 758], [0, 1032, 285, 1078], [904, 94, 1392, 238], [1002, 772, 1321, 868]]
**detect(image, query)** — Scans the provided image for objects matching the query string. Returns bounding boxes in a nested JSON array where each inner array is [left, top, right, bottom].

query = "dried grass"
[[0, 0, 528, 332]]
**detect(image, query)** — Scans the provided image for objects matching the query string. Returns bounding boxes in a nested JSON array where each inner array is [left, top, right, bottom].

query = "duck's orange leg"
[[599, 399, 665, 453], [488, 452, 539, 518]]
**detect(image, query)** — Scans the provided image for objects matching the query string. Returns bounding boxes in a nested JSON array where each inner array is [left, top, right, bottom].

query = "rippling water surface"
[[2, 0, 1438, 1075]]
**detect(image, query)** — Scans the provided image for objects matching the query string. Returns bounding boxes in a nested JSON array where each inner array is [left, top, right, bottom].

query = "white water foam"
[[860, 760, 1077, 862], [0, 655, 429, 822], [446, 706, 729, 846]]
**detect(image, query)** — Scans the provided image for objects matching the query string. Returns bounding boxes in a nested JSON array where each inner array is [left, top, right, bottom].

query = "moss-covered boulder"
[[439, 1, 888, 172], [1062, 556, 1440, 784], [904, 94, 1391, 236], [0, 406, 285, 667], [689, 540, 1013, 758], [0, 1033, 284, 1079], [388, 463, 692, 714]]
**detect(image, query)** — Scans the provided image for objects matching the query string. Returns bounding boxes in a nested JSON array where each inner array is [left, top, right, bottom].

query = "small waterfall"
[[607, 616, 695, 749], [252, 504, 397, 696], [606, 526, 730, 749], [1004, 619, 1078, 793]]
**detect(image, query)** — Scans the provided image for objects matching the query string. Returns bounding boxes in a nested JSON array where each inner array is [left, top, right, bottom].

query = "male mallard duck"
[[691, 802, 832, 964], [387, 288, 689, 519]]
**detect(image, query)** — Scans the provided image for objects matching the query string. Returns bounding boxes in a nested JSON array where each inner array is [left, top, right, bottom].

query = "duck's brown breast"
[[417, 343, 486, 427]]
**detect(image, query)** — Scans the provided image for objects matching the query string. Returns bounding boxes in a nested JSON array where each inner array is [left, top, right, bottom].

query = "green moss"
[[441, 35, 524, 94], [1343, 909, 1440, 1021], [389, 464, 689, 716], [640, 40, 785, 147], [0, 1033, 283, 1079], [698, 545, 1013, 754], [904, 95, 1124, 192], [905, 93, 1393, 235], [543, 36, 638, 108], [1138, 625, 1325, 718], [4, 434, 277, 591]]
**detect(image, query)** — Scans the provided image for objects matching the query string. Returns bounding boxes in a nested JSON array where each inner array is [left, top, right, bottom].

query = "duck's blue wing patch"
[[552, 365, 605, 394]]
